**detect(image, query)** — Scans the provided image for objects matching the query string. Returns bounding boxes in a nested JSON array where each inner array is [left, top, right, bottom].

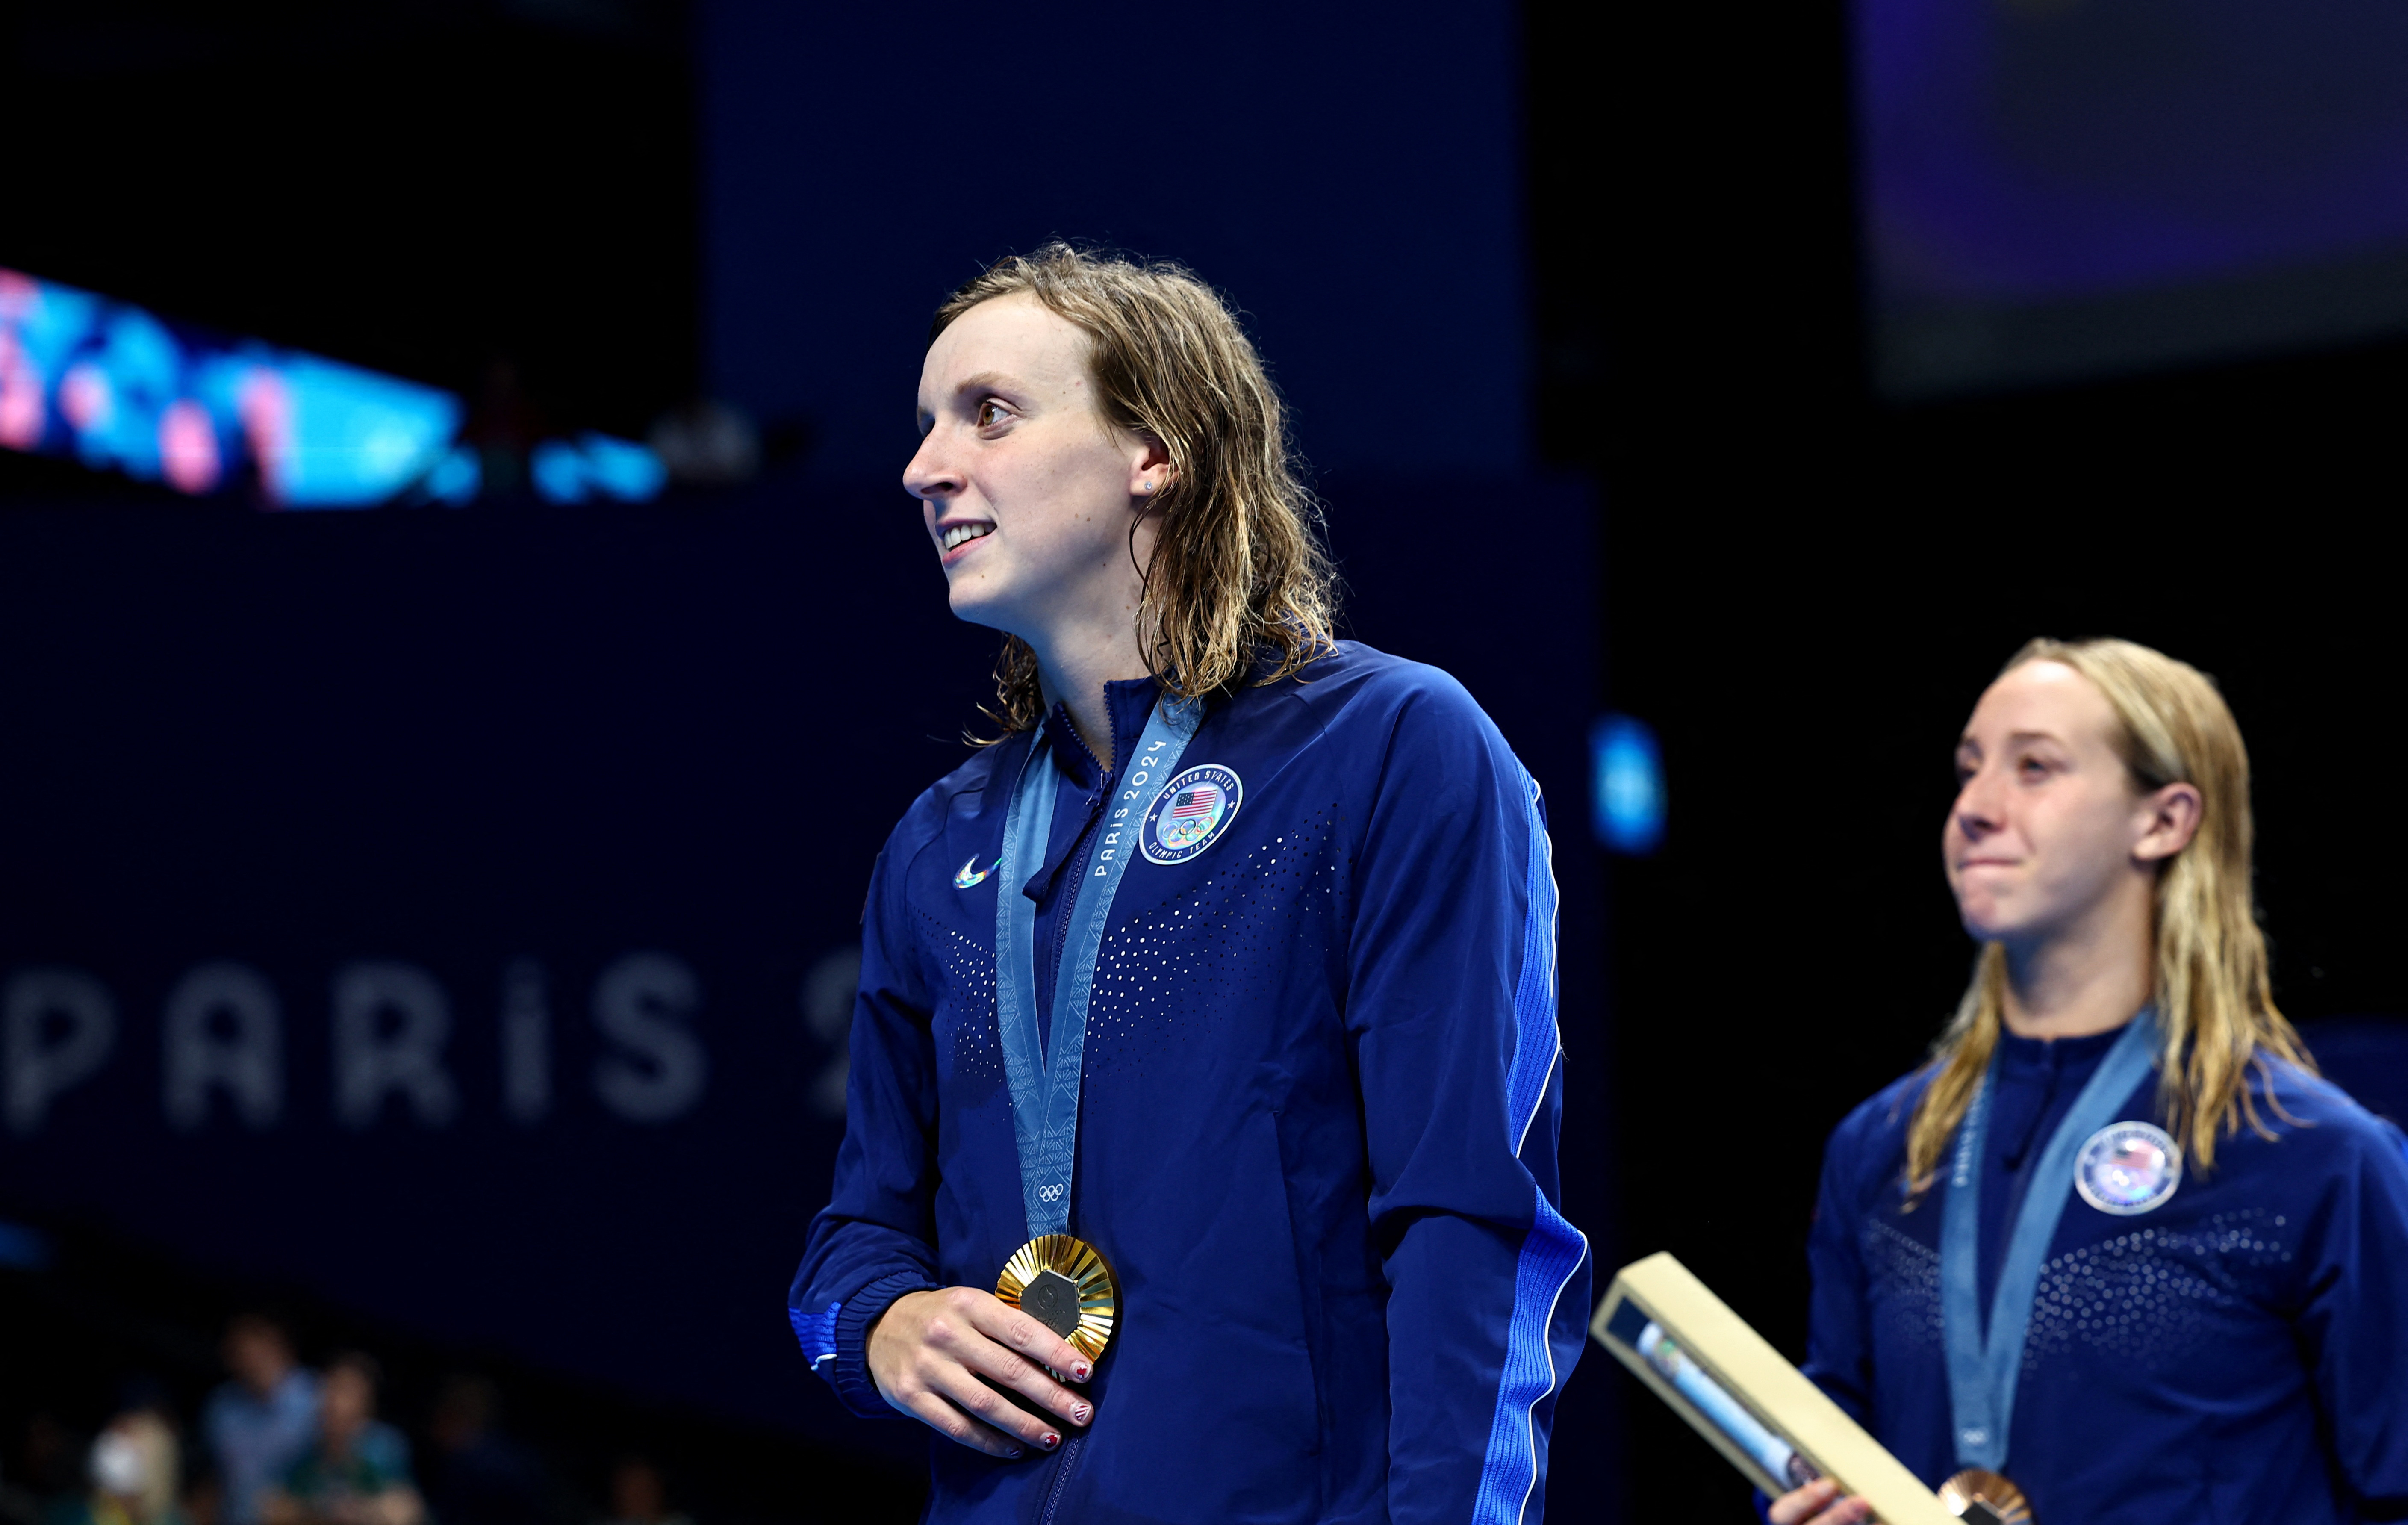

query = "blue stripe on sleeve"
[[790, 1299, 841, 1368], [1477, 1192, 1589, 1524], [1505, 778, 1562, 1157], [1474, 777, 1591, 1525]]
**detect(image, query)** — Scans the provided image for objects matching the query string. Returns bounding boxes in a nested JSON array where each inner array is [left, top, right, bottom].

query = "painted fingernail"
[[1070, 1404, 1092, 1425], [1040, 1432, 1060, 1449], [1005, 1448, 1025, 1460], [1071, 1362, 1091, 1381]]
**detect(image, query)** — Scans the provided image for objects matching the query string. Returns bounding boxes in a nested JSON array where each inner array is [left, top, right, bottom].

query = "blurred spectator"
[[258, 1355, 418, 1525], [178, 1474, 218, 1525], [5, 1416, 84, 1525], [0, 1446, 35, 1525], [423, 1380, 546, 1525], [592, 1460, 684, 1525], [646, 399, 759, 487], [200, 1317, 318, 1525], [44, 1410, 183, 1525]]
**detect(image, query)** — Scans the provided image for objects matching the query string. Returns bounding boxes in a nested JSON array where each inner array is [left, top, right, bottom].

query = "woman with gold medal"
[[1772, 641, 2408, 1525], [784, 245, 1589, 1524]]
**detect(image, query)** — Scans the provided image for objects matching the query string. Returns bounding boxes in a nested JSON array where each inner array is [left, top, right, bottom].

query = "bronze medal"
[[1940, 1469, 2034, 1525]]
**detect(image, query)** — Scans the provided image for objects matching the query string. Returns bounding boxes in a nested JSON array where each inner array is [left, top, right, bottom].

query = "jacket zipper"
[[1037, 1434, 1083, 1525], [1041, 779, 1109, 1018], [1035, 703, 1111, 1520]]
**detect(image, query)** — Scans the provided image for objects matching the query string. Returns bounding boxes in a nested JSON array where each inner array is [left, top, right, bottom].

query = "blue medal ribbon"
[[993, 696, 1201, 1238], [1940, 1005, 2161, 1472]]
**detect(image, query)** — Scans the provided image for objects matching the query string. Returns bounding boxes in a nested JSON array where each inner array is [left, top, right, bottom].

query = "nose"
[[1951, 764, 2004, 841], [902, 427, 958, 503]]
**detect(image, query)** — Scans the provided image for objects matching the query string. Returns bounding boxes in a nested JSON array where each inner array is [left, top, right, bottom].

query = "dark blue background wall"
[[0, 474, 1598, 1464], [0, 487, 981, 1449], [701, 1, 1532, 481]]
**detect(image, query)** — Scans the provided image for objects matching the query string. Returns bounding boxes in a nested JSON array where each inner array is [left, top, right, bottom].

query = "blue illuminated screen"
[[1855, 0, 2408, 394], [0, 267, 660, 508]]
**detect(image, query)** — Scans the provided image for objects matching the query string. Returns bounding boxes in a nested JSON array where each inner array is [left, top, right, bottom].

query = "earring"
[[1139, 480, 1155, 493]]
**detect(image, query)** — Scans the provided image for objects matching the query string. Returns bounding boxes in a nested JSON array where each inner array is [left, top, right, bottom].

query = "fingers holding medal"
[[865, 1285, 1096, 1460]]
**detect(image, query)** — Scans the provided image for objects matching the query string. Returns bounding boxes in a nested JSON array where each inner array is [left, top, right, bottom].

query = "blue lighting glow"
[[268, 356, 464, 508], [424, 445, 483, 506], [0, 1219, 54, 1271], [531, 431, 670, 504], [0, 267, 664, 509], [1592, 714, 1665, 855]]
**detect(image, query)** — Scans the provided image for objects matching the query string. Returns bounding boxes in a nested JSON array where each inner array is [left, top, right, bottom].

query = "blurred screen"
[[0, 267, 663, 507], [1855, 0, 2408, 395]]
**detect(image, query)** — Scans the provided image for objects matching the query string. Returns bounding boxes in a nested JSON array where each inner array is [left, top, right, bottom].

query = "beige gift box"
[[1591, 1251, 1960, 1525]]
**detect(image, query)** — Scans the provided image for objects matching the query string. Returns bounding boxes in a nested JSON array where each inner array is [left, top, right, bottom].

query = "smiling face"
[[902, 293, 1164, 648], [1945, 660, 2183, 947]]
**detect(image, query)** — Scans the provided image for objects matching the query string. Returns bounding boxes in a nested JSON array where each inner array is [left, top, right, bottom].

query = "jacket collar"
[[1039, 674, 1162, 789]]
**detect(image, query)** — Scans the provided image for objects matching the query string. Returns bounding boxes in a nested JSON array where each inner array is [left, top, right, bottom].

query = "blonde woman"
[[1772, 640, 2408, 1525], [72, 1411, 185, 1525], [785, 246, 1586, 1524]]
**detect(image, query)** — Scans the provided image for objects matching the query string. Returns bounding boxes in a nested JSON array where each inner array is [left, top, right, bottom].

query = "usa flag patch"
[[1140, 763, 1243, 865]]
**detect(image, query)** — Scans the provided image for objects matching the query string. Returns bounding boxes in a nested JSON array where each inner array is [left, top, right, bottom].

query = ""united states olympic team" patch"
[[1139, 764, 1242, 865]]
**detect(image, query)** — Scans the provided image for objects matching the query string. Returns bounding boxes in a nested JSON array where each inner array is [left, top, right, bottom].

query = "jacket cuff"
[[820, 1269, 940, 1419]]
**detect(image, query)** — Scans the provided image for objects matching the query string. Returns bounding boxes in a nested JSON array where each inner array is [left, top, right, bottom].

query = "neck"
[[1998, 884, 2155, 1041], [1028, 603, 1153, 773], [1037, 646, 1151, 770]]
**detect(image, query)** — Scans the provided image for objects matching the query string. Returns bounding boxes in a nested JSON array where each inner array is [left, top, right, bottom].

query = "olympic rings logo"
[[1038, 1183, 1065, 1202]]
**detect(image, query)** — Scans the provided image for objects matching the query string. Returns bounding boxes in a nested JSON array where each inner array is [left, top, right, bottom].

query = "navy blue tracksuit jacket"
[[790, 642, 1590, 1524], [1804, 1035, 2408, 1522]]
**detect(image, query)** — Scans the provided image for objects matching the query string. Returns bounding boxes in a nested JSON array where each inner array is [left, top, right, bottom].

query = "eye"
[[975, 398, 1011, 429], [2017, 754, 2052, 780]]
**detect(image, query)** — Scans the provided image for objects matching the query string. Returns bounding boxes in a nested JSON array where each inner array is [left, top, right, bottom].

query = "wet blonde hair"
[[1904, 637, 2314, 1196], [930, 243, 1337, 735]]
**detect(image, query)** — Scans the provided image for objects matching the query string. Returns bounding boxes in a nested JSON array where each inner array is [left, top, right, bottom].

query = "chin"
[[1953, 896, 2020, 945], [941, 574, 998, 620], [943, 581, 1021, 639], [1962, 911, 2060, 951]]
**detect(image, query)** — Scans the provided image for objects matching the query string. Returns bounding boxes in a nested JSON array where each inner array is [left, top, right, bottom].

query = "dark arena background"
[[4, 3, 2405, 1522]]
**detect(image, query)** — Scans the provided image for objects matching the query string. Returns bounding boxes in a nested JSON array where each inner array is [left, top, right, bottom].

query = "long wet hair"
[[1903, 637, 2316, 1198], [929, 243, 1337, 736]]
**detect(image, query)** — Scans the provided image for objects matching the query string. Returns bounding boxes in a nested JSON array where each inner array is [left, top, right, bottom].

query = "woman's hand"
[[1768, 1478, 1872, 1525], [866, 1286, 1095, 1458]]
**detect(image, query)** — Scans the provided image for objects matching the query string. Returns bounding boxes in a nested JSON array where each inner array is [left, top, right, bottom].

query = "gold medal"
[[1940, 1469, 2034, 1525], [996, 1233, 1117, 1363]]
